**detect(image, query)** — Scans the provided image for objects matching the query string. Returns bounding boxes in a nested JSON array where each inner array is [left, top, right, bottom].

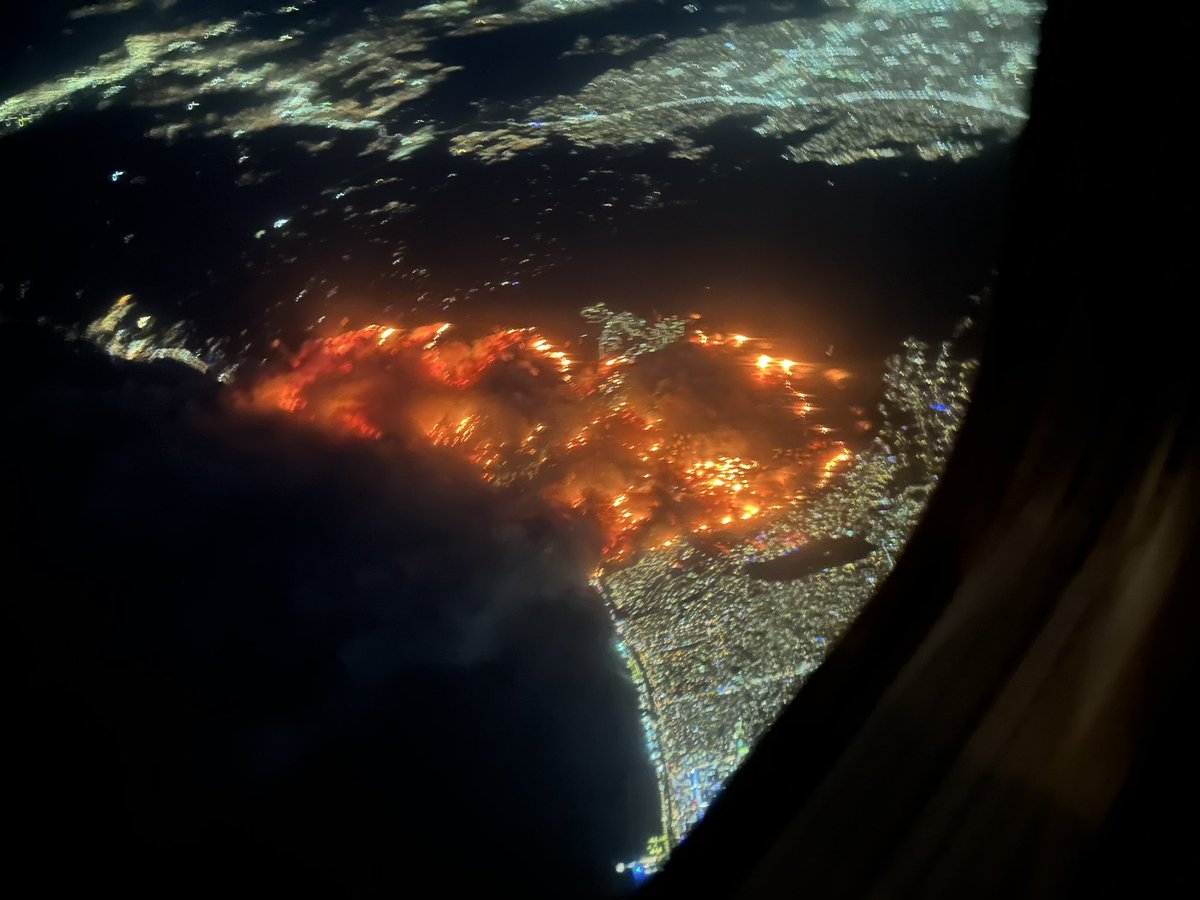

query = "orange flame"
[[245, 321, 853, 560]]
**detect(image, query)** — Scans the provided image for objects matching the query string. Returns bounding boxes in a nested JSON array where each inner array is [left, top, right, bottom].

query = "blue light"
[[529, 121, 545, 128], [931, 403, 949, 412]]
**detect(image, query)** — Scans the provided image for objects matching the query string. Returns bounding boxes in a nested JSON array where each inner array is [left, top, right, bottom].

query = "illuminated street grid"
[[454, 0, 1043, 165], [603, 324, 977, 871]]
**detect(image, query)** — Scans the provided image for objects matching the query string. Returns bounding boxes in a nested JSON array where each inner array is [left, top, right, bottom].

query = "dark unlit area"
[[3, 330, 657, 897]]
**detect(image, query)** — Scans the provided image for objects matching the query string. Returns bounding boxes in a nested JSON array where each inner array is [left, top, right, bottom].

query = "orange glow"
[[245, 320, 856, 560], [819, 445, 853, 486]]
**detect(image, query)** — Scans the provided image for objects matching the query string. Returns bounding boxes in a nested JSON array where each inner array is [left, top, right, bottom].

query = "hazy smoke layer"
[[246, 320, 851, 560], [4, 325, 659, 896]]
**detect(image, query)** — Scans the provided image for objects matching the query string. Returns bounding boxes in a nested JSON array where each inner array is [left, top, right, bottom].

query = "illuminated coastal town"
[[603, 323, 975, 874]]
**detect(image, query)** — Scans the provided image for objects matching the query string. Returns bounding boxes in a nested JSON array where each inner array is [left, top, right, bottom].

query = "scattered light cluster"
[[80, 294, 236, 381], [412, 0, 638, 35], [607, 320, 978, 873], [0, 3, 455, 160]]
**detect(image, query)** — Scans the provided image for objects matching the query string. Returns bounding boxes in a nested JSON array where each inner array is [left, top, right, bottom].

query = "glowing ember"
[[246, 318, 854, 559], [819, 446, 853, 487]]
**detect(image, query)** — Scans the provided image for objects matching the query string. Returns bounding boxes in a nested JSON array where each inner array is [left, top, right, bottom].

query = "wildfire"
[[819, 446, 853, 486], [246, 318, 855, 560]]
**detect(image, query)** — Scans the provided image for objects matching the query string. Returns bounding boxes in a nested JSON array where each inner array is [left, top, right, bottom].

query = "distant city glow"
[[2, 1, 1042, 168]]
